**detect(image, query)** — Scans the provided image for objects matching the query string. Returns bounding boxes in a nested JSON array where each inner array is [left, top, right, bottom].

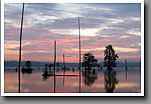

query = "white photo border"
[[1, 0, 144, 96]]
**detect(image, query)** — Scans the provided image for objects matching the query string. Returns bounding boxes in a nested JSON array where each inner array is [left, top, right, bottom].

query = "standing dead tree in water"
[[78, 16, 81, 93], [18, 3, 25, 93], [104, 45, 119, 69], [53, 40, 56, 93]]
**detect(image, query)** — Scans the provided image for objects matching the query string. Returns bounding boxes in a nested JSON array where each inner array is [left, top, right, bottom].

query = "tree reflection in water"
[[82, 69, 97, 86], [43, 74, 49, 81], [104, 68, 119, 93], [42, 68, 53, 81], [22, 67, 33, 75]]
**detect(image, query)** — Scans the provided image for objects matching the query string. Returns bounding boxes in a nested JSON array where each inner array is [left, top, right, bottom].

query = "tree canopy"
[[104, 45, 119, 68], [25, 60, 31, 68], [82, 52, 97, 69]]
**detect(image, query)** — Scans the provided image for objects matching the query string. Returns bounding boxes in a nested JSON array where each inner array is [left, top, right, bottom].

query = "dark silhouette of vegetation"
[[25, 60, 31, 68], [72, 68, 75, 72], [125, 59, 127, 70], [22, 60, 32, 74], [43, 68, 49, 75], [42, 69, 53, 81], [56, 63, 61, 71], [96, 64, 102, 70], [45, 63, 48, 69], [43, 74, 49, 81], [103, 45, 119, 92], [104, 69, 119, 93], [56, 63, 60, 67], [82, 52, 97, 70], [49, 64, 53, 70], [22, 67, 32, 74], [104, 45, 119, 69], [82, 69, 97, 86]]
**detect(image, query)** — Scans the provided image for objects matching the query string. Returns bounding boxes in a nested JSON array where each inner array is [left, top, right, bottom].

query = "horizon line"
[[4, 60, 141, 63]]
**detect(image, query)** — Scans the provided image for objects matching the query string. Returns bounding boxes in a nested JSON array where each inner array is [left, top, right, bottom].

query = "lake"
[[4, 67, 141, 93]]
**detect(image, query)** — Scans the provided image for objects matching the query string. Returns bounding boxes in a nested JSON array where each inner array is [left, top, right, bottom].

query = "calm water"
[[4, 67, 141, 93]]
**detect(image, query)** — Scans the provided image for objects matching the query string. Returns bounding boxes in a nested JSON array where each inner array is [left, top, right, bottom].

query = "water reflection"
[[104, 68, 119, 93], [82, 69, 97, 86], [125, 69, 128, 80], [22, 68, 33, 74], [4, 67, 141, 93], [42, 67, 79, 93], [42, 68, 53, 81]]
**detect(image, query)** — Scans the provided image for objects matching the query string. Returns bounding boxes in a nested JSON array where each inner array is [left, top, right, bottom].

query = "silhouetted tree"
[[104, 45, 119, 69], [25, 61, 31, 68], [22, 61, 32, 74], [82, 52, 97, 70]]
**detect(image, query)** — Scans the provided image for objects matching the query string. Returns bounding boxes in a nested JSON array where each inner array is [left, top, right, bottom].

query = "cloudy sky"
[[4, 3, 141, 63]]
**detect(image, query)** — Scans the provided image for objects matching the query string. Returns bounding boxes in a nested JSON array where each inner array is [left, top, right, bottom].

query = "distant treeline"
[[4, 61, 141, 67]]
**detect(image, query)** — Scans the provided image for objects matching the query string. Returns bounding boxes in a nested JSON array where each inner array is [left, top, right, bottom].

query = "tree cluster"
[[82, 45, 119, 70]]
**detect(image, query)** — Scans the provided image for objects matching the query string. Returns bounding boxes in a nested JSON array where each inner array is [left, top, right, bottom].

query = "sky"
[[4, 3, 141, 63]]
